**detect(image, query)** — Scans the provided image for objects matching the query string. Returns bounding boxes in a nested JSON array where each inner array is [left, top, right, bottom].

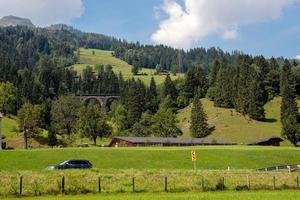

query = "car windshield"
[[58, 161, 69, 166]]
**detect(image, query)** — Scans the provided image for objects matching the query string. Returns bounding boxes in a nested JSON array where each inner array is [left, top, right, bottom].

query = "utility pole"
[[0, 112, 3, 150]]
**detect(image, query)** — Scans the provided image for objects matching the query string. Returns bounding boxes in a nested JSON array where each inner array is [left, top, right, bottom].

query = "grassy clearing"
[[177, 97, 300, 145], [71, 48, 183, 85], [2, 116, 18, 139], [1, 146, 300, 171], [1, 169, 300, 198], [4, 191, 300, 200]]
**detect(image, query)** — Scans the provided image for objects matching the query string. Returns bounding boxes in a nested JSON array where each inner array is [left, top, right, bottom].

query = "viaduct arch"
[[76, 94, 120, 112]]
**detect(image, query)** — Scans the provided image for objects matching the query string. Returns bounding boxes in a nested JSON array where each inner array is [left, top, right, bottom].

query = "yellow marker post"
[[191, 150, 196, 170]]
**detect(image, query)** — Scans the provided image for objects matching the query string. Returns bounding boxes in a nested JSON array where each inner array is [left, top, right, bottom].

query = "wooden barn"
[[108, 137, 236, 147], [248, 136, 284, 146]]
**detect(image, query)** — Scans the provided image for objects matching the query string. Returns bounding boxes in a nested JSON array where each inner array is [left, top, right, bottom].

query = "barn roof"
[[109, 137, 236, 146], [248, 136, 283, 145]]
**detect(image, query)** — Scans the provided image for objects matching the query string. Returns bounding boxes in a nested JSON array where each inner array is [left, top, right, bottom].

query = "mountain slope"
[[0, 16, 35, 27], [72, 48, 183, 85], [177, 97, 300, 145]]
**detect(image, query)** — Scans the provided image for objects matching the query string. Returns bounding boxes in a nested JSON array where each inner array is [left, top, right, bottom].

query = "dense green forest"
[[0, 25, 300, 148]]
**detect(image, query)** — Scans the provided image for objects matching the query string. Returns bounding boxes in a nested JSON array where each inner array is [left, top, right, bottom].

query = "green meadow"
[[177, 97, 300, 145], [4, 191, 300, 200], [1, 146, 300, 171], [71, 48, 183, 86]]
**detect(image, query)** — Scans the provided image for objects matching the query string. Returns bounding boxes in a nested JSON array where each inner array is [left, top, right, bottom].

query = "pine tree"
[[163, 74, 178, 99], [280, 60, 300, 146], [265, 58, 280, 100], [146, 77, 159, 113], [235, 56, 252, 115], [184, 66, 208, 101], [207, 60, 221, 100], [214, 65, 235, 108], [190, 98, 211, 138], [209, 60, 221, 86], [131, 64, 139, 75], [126, 79, 146, 127], [247, 64, 265, 121]]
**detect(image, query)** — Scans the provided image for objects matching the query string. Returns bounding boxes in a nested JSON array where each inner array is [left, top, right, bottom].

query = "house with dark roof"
[[108, 137, 236, 147], [248, 136, 284, 146]]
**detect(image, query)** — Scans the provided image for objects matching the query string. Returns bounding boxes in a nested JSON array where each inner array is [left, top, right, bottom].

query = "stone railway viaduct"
[[76, 94, 120, 112]]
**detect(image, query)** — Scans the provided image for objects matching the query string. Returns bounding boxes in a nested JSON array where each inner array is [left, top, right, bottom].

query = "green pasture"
[[2, 116, 18, 139], [4, 191, 300, 200], [177, 97, 300, 145], [71, 48, 182, 85], [1, 146, 300, 171]]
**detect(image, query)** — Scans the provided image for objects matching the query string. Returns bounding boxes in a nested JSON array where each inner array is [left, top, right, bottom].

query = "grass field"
[[177, 97, 300, 145], [4, 191, 300, 200], [1, 169, 300, 197], [71, 48, 182, 85], [1, 146, 300, 171]]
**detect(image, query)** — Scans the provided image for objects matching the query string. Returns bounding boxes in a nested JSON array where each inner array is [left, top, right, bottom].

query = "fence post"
[[98, 176, 101, 193], [247, 175, 250, 190], [19, 176, 23, 195], [132, 177, 135, 192], [273, 176, 276, 190], [61, 176, 65, 194], [201, 176, 205, 191], [164, 176, 168, 192], [297, 176, 299, 189], [221, 177, 225, 190]]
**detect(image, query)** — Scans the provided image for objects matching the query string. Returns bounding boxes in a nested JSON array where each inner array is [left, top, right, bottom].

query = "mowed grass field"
[[177, 97, 300, 145], [4, 191, 300, 200], [1, 146, 300, 171], [71, 48, 183, 85]]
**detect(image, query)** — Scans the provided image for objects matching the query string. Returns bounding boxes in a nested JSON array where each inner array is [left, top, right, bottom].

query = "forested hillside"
[[1, 23, 300, 149]]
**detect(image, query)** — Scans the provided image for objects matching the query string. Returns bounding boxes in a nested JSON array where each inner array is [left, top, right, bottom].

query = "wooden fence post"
[[19, 176, 23, 195], [273, 176, 276, 190], [221, 177, 225, 190], [164, 176, 168, 192], [201, 176, 205, 191], [98, 176, 101, 193], [61, 176, 65, 194], [247, 175, 250, 190], [132, 177, 135, 192], [296, 176, 299, 189]]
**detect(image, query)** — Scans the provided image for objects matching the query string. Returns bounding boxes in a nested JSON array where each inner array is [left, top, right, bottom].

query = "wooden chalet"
[[108, 137, 236, 147]]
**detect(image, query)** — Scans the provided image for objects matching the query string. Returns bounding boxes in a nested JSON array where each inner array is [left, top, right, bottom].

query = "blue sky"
[[0, 0, 299, 58], [71, 0, 300, 58]]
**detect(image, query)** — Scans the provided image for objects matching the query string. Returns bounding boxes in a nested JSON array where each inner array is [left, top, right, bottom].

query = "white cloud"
[[296, 55, 300, 60], [151, 0, 296, 48], [0, 0, 85, 27]]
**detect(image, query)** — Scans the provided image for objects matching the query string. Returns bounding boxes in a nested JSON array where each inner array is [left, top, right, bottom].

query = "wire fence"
[[1, 170, 300, 197]]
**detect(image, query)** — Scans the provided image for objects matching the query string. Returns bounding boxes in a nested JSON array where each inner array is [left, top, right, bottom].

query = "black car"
[[47, 160, 92, 170]]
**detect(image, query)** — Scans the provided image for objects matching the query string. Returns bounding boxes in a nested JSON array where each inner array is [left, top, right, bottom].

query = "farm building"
[[248, 136, 284, 146], [108, 137, 236, 147]]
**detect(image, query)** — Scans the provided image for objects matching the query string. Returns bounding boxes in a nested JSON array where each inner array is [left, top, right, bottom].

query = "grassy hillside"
[[177, 97, 300, 145], [1, 146, 300, 171], [72, 48, 182, 85], [2, 116, 18, 139]]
